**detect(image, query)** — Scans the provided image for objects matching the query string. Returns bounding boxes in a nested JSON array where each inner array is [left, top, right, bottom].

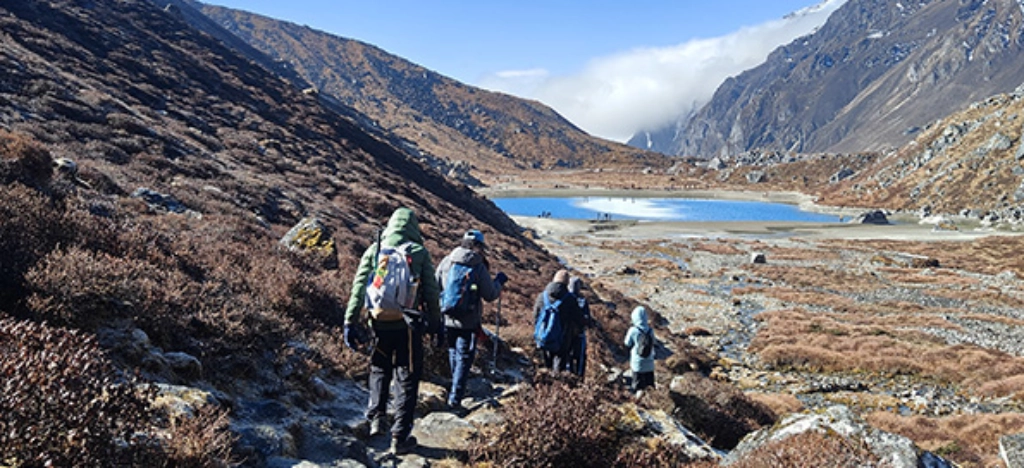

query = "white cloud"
[[478, 0, 847, 142]]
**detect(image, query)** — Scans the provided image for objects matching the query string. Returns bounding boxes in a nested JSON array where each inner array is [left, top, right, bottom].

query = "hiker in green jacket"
[[344, 207, 441, 455]]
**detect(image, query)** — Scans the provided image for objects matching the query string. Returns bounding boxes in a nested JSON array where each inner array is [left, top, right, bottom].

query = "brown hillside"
[[0, 0, 565, 418], [185, 1, 674, 180]]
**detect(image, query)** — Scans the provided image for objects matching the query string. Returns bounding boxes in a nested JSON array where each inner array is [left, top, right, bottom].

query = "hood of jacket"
[[544, 281, 570, 301], [448, 246, 483, 267], [631, 306, 650, 332], [382, 207, 422, 245]]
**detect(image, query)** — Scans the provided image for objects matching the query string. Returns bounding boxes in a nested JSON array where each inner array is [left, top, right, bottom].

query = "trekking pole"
[[493, 296, 501, 369]]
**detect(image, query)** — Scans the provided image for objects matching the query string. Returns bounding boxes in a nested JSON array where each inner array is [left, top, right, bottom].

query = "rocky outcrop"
[[279, 216, 339, 269], [1001, 433, 1024, 468], [851, 210, 890, 225], [724, 405, 953, 468]]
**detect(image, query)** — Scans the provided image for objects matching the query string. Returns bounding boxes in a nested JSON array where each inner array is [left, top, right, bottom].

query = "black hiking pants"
[[367, 325, 423, 441], [541, 348, 570, 372]]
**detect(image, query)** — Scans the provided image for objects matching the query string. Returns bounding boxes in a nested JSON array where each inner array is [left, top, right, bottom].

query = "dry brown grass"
[[751, 309, 1024, 391], [977, 374, 1024, 400], [693, 241, 746, 256], [745, 264, 882, 293], [762, 245, 842, 261], [725, 430, 881, 468], [867, 411, 1024, 468], [744, 392, 805, 417]]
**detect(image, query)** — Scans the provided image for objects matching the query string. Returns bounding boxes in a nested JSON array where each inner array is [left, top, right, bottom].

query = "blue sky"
[[205, 0, 846, 142]]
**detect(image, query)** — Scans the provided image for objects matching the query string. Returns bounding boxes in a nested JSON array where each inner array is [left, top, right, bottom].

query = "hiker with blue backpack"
[[435, 229, 507, 411], [533, 270, 585, 372], [343, 207, 442, 455], [624, 306, 656, 395]]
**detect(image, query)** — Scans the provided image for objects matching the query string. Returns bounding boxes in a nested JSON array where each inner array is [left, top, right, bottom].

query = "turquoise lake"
[[491, 197, 841, 222]]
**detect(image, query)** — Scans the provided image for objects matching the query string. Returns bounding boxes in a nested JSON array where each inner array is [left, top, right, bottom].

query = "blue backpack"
[[440, 263, 476, 318], [534, 293, 564, 352]]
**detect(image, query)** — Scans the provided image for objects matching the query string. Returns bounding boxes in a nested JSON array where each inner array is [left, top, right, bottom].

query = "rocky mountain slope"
[[169, 0, 672, 183], [820, 83, 1024, 221], [0, 0, 574, 462], [640, 0, 1024, 159]]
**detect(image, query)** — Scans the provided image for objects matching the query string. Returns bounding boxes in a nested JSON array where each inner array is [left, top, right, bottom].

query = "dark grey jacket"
[[435, 246, 501, 330]]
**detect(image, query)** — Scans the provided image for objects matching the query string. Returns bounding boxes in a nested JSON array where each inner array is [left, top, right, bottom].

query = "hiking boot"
[[369, 417, 387, 437], [390, 435, 417, 455], [447, 399, 468, 416]]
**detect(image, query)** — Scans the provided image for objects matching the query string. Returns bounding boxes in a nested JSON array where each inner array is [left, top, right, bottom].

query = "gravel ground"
[[513, 213, 1024, 418]]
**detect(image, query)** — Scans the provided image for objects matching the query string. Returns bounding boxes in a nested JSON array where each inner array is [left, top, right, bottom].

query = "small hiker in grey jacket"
[[624, 306, 656, 394], [435, 230, 507, 410]]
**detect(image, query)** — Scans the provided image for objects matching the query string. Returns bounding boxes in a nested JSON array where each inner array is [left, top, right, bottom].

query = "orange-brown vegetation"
[[744, 392, 805, 417], [751, 308, 1024, 391], [744, 264, 882, 293], [867, 412, 1024, 468], [724, 431, 881, 468], [693, 241, 746, 256]]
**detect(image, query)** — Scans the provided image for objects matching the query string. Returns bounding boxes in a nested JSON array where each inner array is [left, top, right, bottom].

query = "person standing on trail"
[[624, 306, 656, 395], [533, 270, 585, 372], [566, 276, 592, 377], [435, 229, 508, 411], [343, 207, 442, 455]]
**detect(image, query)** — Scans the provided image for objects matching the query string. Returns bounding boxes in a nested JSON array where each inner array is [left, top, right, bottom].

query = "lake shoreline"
[[477, 185, 876, 219], [482, 186, 1017, 241]]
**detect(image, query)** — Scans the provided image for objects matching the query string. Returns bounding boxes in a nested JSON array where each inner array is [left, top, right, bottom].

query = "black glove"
[[344, 324, 366, 351], [494, 271, 508, 286]]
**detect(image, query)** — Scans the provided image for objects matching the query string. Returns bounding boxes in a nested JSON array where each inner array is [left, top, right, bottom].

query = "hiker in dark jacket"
[[434, 229, 507, 410], [344, 207, 441, 455], [566, 276, 592, 377], [533, 269, 585, 371]]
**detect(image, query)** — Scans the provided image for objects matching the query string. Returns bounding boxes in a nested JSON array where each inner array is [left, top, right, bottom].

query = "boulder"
[[850, 210, 890, 225], [750, 252, 766, 264], [280, 216, 338, 269], [1000, 433, 1024, 468], [830, 167, 855, 183], [723, 405, 952, 468], [164, 351, 202, 379], [411, 411, 478, 451], [618, 403, 721, 462], [131, 187, 196, 216]]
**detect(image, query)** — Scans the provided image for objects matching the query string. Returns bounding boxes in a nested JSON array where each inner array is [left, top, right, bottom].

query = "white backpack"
[[364, 242, 418, 321]]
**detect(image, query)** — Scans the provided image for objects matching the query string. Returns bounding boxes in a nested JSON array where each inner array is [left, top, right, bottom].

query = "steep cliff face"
[[655, 0, 1024, 158]]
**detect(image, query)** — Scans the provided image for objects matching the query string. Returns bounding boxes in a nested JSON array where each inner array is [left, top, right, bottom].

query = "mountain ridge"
[[179, 0, 673, 181], [643, 0, 1024, 159]]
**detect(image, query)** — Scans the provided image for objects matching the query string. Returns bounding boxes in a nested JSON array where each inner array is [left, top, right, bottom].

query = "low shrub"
[[0, 317, 239, 467], [469, 379, 624, 467], [0, 317, 160, 466]]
